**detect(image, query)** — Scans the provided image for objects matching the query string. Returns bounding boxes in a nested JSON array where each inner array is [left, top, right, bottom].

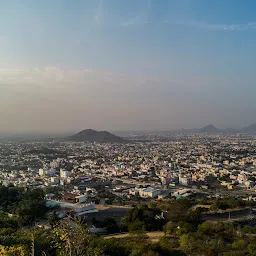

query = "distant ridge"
[[240, 124, 256, 133], [177, 124, 256, 134], [68, 129, 126, 143]]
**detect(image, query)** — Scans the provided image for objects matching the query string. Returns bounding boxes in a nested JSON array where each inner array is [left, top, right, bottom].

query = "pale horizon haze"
[[1, 0, 256, 133]]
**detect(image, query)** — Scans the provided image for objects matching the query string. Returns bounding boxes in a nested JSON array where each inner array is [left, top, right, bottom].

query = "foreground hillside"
[[1, 186, 256, 255]]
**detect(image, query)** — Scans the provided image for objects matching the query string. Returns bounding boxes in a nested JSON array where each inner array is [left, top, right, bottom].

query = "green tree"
[[49, 211, 61, 228], [232, 239, 248, 251], [197, 221, 213, 236], [128, 220, 146, 234], [248, 244, 256, 256], [163, 221, 175, 235], [102, 217, 119, 234], [179, 234, 194, 254], [166, 199, 193, 222], [121, 205, 163, 232], [52, 221, 90, 256], [176, 221, 193, 236], [15, 190, 49, 225]]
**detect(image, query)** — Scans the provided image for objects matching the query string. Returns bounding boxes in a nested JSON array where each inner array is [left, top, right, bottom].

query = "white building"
[[39, 169, 45, 176], [139, 187, 161, 198], [50, 177, 60, 184], [179, 173, 192, 186], [60, 169, 71, 179]]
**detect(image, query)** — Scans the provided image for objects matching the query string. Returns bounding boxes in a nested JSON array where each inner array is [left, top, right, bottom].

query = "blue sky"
[[0, 0, 256, 132]]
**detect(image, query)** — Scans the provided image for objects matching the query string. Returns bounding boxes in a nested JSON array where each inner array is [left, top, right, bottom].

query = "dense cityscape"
[[1, 131, 256, 195], [1, 130, 256, 255]]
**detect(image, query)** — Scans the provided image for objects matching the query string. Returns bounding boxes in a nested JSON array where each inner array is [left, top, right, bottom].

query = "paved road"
[[202, 208, 252, 221], [83, 204, 253, 228]]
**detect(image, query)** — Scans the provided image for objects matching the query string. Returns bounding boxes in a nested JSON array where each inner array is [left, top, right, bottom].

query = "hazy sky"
[[0, 0, 256, 133]]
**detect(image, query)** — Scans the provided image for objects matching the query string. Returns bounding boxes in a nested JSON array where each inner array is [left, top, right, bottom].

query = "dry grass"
[[104, 231, 165, 242]]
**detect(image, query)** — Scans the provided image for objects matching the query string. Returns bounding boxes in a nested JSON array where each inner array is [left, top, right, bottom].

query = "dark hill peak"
[[68, 129, 126, 143], [199, 125, 220, 133]]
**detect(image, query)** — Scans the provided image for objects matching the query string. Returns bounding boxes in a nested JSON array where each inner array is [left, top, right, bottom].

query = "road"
[[87, 205, 253, 225], [202, 208, 252, 221]]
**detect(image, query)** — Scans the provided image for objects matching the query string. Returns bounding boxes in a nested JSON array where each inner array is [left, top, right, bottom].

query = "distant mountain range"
[[179, 124, 256, 134], [66, 125, 256, 143], [68, 129, 126, 143], [239, 124, 256, 133]]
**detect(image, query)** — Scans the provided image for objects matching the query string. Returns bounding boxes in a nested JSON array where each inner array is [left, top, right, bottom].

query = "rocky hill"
[[68, 129, 126, 143]]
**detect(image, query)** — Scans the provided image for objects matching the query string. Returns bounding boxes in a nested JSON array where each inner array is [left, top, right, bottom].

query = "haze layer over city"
[[1, 1, 256, 256]]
